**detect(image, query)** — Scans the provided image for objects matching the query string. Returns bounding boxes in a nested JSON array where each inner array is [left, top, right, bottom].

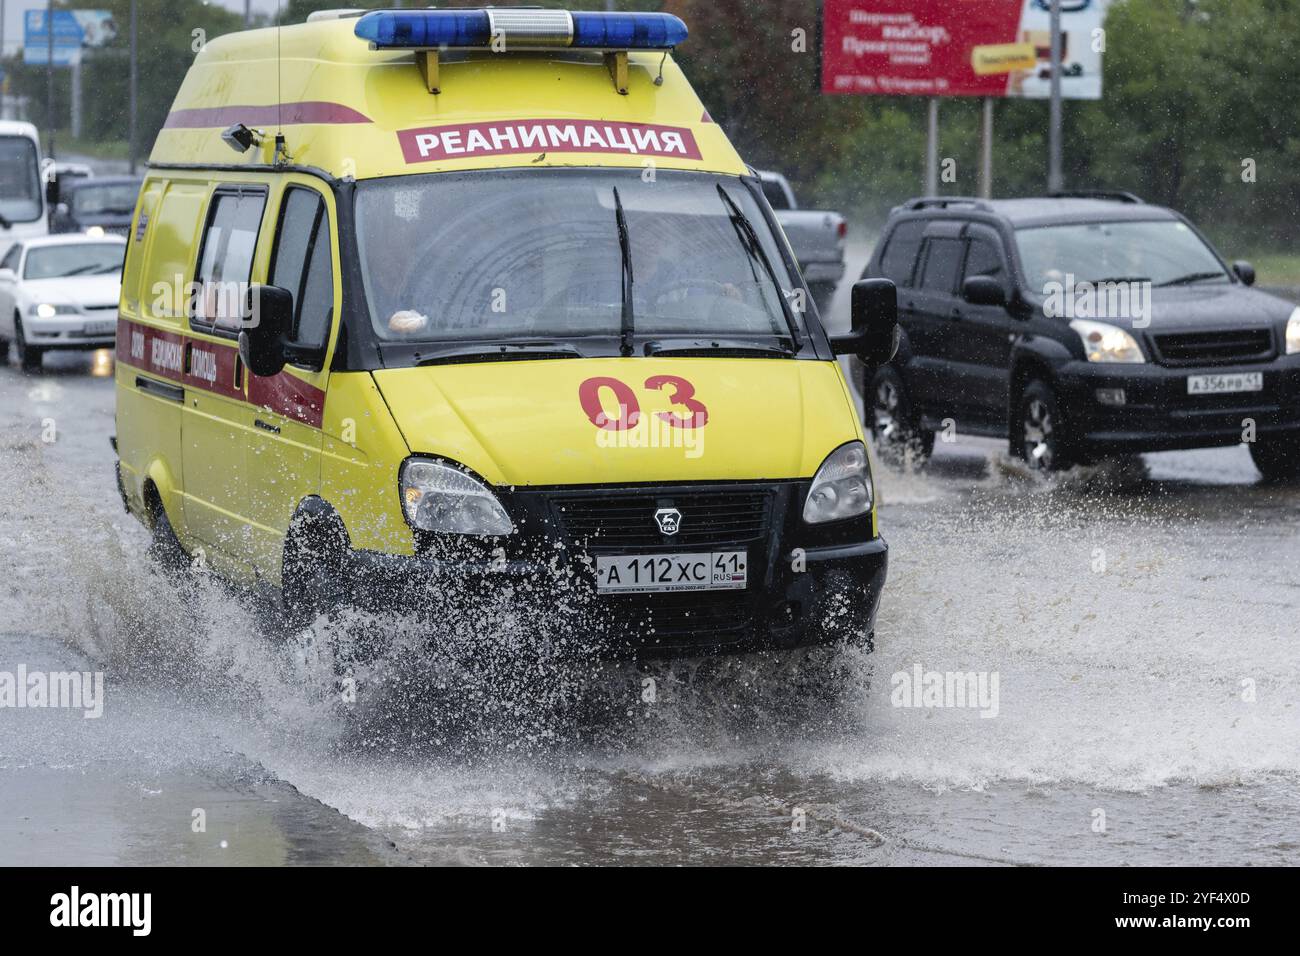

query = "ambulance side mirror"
[[832, 278, 899, 368], [240, 284, 292, 378]]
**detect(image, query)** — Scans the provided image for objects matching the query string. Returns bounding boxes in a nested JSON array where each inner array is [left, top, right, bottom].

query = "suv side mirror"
[[45, 177, 59, 207], [832, 278, 899, 367], [240, 284, 292, 377], [962, 275, 1007, 306], [1232, 260, 1256, 287], [0, 268, 14, 282]]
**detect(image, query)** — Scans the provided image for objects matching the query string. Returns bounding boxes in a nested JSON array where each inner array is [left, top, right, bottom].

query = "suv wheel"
[[1013, 379, 1071, 472], [1249, 438, 1300, 482], [868, 366, 934, 467]]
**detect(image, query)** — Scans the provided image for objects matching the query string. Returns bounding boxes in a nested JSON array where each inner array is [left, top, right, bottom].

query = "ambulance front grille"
[[553, 488, 773, 549]]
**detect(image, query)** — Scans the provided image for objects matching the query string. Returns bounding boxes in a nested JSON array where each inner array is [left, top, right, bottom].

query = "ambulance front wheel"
[[281, 504, 352, 627]]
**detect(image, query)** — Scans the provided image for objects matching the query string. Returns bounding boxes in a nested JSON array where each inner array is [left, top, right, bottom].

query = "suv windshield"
[[24, 243, 124, 279], [1015, 220, 1231, 291], [354, 169, 800, 348], [0, 136, 43, 224]]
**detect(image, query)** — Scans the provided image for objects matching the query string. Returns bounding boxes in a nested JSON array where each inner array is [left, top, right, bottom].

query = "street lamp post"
[[45, 0, 54, 139], [1048, 0, 1063, 192], [128, 0, 137, 172]]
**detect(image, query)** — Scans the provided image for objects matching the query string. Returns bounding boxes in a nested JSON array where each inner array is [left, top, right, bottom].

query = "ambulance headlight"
[[803, 441, 873, 524], [400, 458, 514, 536]]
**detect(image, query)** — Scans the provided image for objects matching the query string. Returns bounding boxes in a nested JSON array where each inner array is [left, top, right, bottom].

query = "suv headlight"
[[399, 458, 514, 536], [1069, 319, 1145, 363], [1286, 307, 1300, 355], [31, 303, 80, 318], [803, 441, 873, 524]]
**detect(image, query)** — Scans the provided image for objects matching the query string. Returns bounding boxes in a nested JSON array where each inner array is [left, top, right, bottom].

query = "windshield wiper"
[[644, 337, 794, 358], [715, 184, 803, 352], [1089, 275, 1150, 285], [612, 186, 634, 358], [413, 342, 583, 366], [1157, 271, 1227, 287]]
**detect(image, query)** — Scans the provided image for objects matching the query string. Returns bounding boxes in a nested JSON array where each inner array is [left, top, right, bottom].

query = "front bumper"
[[340, 480, 887, 659], [1056, 355, 1300, 454], [22, 314, 116, 350], [346, 538, 886, 660]]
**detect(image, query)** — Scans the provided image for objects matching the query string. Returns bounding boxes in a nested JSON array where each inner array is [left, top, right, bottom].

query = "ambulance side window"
[[192, 186, 267, 336], [269, 187, 334, 356]]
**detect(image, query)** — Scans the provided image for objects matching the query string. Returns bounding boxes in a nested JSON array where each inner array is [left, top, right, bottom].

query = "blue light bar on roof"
[[353, 9, 687, 52], [570, 11, 687, 49]]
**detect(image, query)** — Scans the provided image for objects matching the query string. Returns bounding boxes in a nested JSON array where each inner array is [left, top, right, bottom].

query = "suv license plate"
[[595, 551, 747, 594], [1187, 373, 1262, 395], [83, 320, 116, 336]]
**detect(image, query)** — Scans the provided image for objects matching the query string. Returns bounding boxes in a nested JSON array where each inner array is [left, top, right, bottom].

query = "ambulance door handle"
[[254, 418, 281, 435], [135, 375, 184, 404]]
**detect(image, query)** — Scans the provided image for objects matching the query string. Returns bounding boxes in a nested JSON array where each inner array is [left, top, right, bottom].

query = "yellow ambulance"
[[113, 7, 898, 660]]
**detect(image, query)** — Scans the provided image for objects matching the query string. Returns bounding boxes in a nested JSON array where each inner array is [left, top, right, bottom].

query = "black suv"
[[860, 192, 1300, 479]]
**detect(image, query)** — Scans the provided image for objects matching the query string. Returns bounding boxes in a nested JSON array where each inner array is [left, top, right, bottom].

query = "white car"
[[0, 234, 125, 372]]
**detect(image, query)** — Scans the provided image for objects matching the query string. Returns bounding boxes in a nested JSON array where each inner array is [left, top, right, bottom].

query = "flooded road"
[[2, 349, 1297, 866]]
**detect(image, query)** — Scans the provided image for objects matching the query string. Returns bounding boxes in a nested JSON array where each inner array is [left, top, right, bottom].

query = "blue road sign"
[[23, 11, 85, 67]]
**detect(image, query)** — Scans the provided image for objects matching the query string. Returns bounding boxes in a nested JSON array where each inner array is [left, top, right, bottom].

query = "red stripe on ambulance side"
[[248, 372, 325, 429], [163, 102, 371, 129], [117, 317, 326, 429]]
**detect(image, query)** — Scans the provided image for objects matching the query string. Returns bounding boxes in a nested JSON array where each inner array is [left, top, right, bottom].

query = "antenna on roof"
[[273, 1, 289, 164]]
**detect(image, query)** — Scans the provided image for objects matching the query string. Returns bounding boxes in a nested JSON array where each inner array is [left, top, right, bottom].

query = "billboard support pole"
[[980, 97, 994, 199], [1048, 0, 1063, 192], [70, 54, 81, 139], [925, 97, 939, 195]]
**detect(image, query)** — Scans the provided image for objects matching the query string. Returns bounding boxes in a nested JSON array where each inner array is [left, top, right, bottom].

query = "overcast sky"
[[0, 1, 299, 55]]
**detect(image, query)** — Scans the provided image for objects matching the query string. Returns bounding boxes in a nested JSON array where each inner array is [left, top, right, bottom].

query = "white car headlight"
[[400, 458, 514, 536], [803, 441, 873, 524], [1286, 307, 1300, 355], [31, 303, 80, 319], [1069, 319, 1145, 363]]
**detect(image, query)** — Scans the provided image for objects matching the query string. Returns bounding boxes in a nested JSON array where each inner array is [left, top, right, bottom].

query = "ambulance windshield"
[[354, 169, 803, 350]]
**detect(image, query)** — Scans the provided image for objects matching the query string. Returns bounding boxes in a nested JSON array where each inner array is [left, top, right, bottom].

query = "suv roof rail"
[[903, 196, 994, 212], [1048, 189, 1143, 204]]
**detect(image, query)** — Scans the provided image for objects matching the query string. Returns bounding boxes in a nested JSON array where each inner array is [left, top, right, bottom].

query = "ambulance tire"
[[778, 642, 861, 706], [281, 504, 352, 629], [146, 493, 190, 583]]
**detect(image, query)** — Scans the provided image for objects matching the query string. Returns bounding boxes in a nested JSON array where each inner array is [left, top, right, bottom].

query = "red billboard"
[[822, 0, 1110, 100]]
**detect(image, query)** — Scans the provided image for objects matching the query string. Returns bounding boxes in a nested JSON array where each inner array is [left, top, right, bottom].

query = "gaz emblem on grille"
[[654, 508, 682, 536]]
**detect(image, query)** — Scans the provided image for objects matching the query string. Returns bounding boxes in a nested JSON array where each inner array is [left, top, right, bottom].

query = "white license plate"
[[82, 320, 116, 336], [1187, 372, 1262, 395], [595, 551, 747, 594]]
